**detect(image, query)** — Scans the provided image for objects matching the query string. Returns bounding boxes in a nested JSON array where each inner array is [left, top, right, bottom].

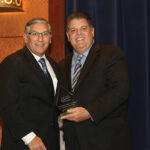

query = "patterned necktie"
[[39, 58, 54, 98], [39, 58, 51, 78], [72, 54, 83, 91]]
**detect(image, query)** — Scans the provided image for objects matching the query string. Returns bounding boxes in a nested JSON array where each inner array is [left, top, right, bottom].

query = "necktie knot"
[[74, 54, 83, 71], [39, 58, 46, 65], [39, 57, 45, 63], [76, 54, 83, 63]]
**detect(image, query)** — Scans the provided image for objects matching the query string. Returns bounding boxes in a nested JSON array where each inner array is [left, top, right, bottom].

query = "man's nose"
[[76, 29, 81, 35], [38, 33, 44, 41]]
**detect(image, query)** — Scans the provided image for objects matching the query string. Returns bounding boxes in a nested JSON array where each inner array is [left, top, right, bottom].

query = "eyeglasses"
[[28, 31, 51, 38]]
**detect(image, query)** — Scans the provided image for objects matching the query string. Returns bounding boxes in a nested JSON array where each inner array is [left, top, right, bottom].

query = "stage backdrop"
[[65, 0, 150, 150]]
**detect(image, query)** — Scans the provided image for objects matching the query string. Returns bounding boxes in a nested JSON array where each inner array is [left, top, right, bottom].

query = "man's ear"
[[23, 34, 28, 44], [92, 27, 95, 37], [66, 32, 70, 42]]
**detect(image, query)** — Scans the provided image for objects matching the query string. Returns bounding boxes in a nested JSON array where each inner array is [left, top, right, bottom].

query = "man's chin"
[[75, 47, 87, 53], [36, 46, 47, 51]]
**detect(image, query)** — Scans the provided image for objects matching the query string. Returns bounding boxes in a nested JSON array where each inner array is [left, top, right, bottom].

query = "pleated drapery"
[[65, 1, 150, 150]]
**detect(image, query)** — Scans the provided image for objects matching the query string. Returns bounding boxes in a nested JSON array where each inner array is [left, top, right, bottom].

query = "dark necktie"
[[39, 58, 54, 98], [72, 54, 83, 91]]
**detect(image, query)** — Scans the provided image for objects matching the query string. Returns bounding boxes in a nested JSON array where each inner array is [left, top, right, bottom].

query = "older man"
[[0, 18, 60, 150]]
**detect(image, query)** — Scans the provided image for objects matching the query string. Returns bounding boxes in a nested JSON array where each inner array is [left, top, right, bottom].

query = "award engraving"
[[56, 86, 77, 117]]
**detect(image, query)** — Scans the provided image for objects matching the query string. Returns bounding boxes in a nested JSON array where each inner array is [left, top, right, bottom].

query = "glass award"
[[56, 86, 77, 117]]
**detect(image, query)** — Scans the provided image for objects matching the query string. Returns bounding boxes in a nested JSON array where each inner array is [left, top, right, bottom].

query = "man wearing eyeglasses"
[[0, 18, 60, 150]]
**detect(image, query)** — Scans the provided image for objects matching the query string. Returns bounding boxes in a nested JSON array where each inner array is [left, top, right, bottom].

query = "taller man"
[[59, 11, 133, 150], [0, 18, 60, 150]]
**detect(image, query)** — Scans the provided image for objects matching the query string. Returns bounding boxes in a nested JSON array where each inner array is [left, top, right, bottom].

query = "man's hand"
[[60, 107, 91, 122], [28, 136, 47, 150]]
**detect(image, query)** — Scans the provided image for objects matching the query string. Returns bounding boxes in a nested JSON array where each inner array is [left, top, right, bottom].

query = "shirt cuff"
[[22, 132, 36, 145]]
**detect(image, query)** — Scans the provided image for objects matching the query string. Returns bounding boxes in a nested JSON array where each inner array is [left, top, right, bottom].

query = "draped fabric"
[[65, 0, 150, 150]]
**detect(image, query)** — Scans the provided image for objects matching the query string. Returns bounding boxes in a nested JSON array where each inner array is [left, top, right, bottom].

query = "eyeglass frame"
[[28, 31, 51, 38]]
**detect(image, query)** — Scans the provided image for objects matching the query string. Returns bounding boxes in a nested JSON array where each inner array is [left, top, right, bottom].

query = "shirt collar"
[[32, 53, 46, 62], [73, 41, 94, 59]]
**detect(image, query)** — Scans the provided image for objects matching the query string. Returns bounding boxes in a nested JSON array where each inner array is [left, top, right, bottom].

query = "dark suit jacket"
[[59, 43, 132, 150], [0, 46, 60, 150]]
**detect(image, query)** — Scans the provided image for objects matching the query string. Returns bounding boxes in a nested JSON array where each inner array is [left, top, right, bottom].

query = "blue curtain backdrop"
[[65, 0, 150, 150]]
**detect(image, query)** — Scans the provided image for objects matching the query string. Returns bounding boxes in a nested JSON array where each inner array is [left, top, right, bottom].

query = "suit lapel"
[[46, 56, 59, 81], [73, 43, 101, 93], [22, 47, 54, 98], [65, 54, 73, 91], [46, 56, 60, 98]]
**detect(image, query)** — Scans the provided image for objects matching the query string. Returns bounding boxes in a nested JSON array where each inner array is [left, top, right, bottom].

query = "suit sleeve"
[[85, 48, 129, 124], [0, 57, 32, 141]]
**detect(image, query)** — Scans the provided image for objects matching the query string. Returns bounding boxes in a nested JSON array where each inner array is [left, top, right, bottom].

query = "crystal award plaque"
[[56, 86, 77, 117]]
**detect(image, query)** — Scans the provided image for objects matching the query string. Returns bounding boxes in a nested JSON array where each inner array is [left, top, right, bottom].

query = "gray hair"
[[24, 18, 52, 36]]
